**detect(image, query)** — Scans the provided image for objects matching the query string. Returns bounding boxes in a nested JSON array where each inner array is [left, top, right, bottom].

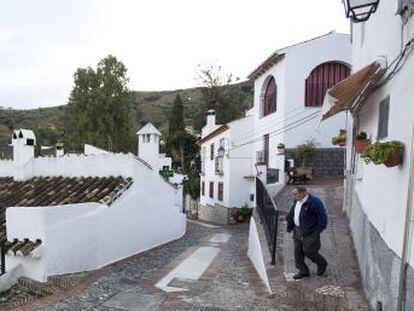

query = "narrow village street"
[[4, 182, 369, 311]]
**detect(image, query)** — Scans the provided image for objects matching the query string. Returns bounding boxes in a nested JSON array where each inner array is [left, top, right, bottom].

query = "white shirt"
[[294, 194, 309, 227]]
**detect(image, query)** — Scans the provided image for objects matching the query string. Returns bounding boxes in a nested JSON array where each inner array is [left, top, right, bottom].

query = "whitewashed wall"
[[250, 32, 351, 176], [200, 116, 254, 209], [0, 160, 14, 177], [5, 153, 186, 282], [247, 217, 271, 292], [346, 0, 414, 267]]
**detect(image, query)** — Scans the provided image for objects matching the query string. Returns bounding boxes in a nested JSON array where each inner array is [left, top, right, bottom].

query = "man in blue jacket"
[[285, 186, 328, 279]]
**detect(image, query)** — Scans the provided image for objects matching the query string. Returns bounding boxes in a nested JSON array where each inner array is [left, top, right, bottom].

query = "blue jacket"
[[286, 194, 328, 237]]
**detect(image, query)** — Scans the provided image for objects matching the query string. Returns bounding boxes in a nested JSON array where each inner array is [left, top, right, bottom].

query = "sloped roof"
[[137, 123, 161, 136], [248, 31, 347, 80], [0, 176, 133, 242]]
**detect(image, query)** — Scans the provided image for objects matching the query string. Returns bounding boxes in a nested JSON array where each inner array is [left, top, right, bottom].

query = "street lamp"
[[343, 0, 380, 23]]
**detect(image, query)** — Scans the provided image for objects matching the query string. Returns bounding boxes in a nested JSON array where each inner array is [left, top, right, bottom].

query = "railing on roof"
[[255, 177, 279, 265]]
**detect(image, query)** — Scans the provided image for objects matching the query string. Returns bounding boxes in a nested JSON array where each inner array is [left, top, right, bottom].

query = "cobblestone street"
[[6, 182, 369, 311]]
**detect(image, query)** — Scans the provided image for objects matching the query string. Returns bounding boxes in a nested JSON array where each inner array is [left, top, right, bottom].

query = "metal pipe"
[[397, 124, 414, 311]]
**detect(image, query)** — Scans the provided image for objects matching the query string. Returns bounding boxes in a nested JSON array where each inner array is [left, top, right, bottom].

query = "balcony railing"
[[215, 157, 223, 175], [256, 150, 266, 164]]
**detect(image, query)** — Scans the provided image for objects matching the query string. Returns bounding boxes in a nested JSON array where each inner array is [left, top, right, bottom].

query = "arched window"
[[262, 77, 277, 117], [305, 62, 350, 107]]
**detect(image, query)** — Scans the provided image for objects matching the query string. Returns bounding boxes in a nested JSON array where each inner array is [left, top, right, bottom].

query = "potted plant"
[[332, 129, 347, 147], [363, 140, 404, 167], [276, 142, 285, 155], [294, 139, 319, 168], [354, 131, 370, 154]]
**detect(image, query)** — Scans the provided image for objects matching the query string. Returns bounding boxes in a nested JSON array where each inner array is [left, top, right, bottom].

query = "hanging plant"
[[276, 142, 285, 155], [354, 131, 370, 154], [362, 140, 404, 167], [332, 129, 347, 147]]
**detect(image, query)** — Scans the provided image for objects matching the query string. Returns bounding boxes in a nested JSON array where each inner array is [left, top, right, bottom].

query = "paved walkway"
[[8, 182, 369, 311]]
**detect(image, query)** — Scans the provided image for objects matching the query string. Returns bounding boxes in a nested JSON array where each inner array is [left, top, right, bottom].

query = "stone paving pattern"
[[5, 182, 369, 311]]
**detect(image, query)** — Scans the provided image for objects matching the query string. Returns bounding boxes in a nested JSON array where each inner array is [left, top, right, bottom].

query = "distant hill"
[[0, 80, 253, 145]]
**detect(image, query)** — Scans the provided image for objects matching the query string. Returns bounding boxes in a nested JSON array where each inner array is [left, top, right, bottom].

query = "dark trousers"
[[293, 227, 327, 274]]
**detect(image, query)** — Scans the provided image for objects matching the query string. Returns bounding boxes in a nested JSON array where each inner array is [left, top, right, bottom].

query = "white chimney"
[[12, 129, 36, 181], [206, 109, 216, 129], [56, 143, 64, 157]]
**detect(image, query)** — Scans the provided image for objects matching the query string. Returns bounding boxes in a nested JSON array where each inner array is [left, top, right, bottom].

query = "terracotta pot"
[[384, 148, 403, 167], [354, 139, 370, 154], [338, 140, 346, 147]]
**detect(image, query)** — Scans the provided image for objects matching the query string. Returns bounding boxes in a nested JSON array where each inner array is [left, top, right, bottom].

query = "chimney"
[[56, 143, 64, 157], [12, 129, 36, 181], [206, 109, 216, 128]]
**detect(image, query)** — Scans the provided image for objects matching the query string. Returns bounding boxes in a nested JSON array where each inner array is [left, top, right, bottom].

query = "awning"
[[319, 61, 386, 122]]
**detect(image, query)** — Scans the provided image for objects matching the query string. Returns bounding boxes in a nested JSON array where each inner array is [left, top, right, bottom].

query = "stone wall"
[[348, 192, 414, 311], [198, 203, 234, 225], [285, 148, 345, 179]]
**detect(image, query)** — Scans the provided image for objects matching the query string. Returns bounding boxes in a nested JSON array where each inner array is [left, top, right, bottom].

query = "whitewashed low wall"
[[5, 153, 186, 282], [0, 160, 14, 177], [247, 217, 271, 292]]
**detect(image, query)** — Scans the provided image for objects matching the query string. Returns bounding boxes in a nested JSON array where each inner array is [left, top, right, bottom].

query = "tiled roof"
[[0, 176, 133, 242], [4, 239, 42, 257]]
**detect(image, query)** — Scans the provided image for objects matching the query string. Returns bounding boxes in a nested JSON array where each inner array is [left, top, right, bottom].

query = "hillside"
[[0, 81, 253, 145]]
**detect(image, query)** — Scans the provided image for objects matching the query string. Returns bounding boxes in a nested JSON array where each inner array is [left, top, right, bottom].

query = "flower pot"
[[383, 147, 403, 167], [354, 139, 370, 154]]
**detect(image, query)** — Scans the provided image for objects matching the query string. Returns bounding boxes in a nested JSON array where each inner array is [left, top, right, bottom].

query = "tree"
[[166, 94, 199, 172], [64, 55, 134, 153], [192, 64, 248, 132]]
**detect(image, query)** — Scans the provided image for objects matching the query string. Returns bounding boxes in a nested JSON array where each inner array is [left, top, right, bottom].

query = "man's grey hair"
[[293, 186, 307, 193]]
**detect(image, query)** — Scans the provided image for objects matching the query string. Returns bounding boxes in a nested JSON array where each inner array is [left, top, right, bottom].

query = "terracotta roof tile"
[[0, 176, 133, 243]]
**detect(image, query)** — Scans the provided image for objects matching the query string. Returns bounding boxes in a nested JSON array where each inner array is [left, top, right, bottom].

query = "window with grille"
[[210, 143, 215, 160], [377, 96, 390, 140], [305, 62, 350, 107], [209, 181, 214, 198], [218, 182, 224, 201], [201, 147, 206, 173], [262, 77, 277, 117]]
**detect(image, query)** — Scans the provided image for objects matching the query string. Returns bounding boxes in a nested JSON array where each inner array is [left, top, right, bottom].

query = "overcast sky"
[[0, 0, 349, 109]]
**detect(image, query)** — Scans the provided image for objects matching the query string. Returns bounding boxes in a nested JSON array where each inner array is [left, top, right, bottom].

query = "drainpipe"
[[397, 124, 414, 311]]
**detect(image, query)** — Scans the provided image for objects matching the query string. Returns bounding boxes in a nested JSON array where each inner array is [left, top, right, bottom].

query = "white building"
[[247, 31, 351, 184], [199, 110, 254, 224], [137, 122, 184, 185], [320, 1, 414, 310], [0, 129, 186, 283]]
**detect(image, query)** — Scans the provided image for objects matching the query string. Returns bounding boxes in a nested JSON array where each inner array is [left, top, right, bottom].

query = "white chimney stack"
[[56, 143, 64, 157], [12, 129, 36, 181], [206, 109, 216, 129]]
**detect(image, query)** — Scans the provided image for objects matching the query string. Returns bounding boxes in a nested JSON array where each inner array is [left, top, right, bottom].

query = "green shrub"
[[363, 140, 403, 165]]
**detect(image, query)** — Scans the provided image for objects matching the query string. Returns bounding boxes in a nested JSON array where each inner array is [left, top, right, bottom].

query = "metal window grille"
[[377, 96, 390, 140], [218, 182, 224, 201]]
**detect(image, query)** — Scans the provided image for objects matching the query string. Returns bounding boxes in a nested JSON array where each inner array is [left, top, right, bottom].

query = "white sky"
[[0, 0, 350, 109]]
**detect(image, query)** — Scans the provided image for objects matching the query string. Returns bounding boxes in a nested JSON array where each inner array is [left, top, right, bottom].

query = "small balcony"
[[256, 150, 266, 165], [215, 157, 224, 175]]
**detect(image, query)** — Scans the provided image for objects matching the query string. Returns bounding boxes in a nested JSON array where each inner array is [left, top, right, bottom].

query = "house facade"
[[319, 1, 414, 309], [248, 31, 351, 184], [0, 129, 186, 282], [199, 111, 254, 224]]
